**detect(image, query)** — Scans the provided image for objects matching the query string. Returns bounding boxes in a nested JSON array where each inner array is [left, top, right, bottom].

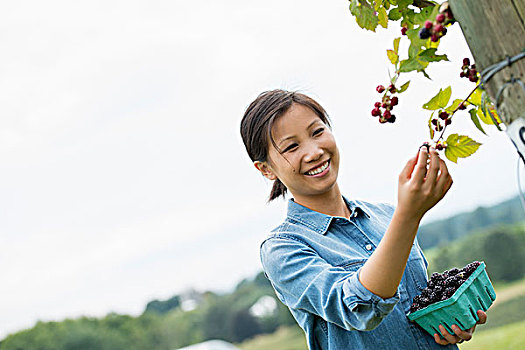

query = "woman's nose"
[[303, 143, 323, 163]]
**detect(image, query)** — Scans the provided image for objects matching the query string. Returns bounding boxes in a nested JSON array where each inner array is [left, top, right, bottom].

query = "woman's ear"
[[254, 161, 277, 180]]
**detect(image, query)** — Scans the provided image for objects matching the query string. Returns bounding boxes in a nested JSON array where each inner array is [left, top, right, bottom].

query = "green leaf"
[[349, 0, 379, 31], [481, 91, 503, 130], [469, 108, 487, 135], [445, 99, 464, 113], [428, 112, 435, 139], [387, 49, 399, 65], [413, 6, 436, 25], [388, 8, 402, 20], [393, 37, 401, 55], [399, 57, 425, 72], [398, 80, 410, 93], [397, 0, 414, 8], [378, 7, 389, 28], [444, 134, 482, 163], [467, 87, 483, 106], [422, 86, 452, 110], [439, 86, 452, 108], [417, 48, 448, 63], [373, 0, 382, 11]]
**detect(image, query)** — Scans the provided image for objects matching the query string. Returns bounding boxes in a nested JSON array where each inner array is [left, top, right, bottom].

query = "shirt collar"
[[286, 196, 370, 235]]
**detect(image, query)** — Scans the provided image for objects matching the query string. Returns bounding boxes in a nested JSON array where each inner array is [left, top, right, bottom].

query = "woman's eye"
[[283, 143, 298, 153], [313, 127, 324, 136]]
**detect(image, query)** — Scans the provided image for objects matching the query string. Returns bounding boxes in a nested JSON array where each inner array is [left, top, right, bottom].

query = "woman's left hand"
[[433, 310, 487, 345]]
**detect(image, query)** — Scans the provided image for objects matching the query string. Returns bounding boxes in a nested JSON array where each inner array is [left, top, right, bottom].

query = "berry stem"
[[435, 83, 481, 143]]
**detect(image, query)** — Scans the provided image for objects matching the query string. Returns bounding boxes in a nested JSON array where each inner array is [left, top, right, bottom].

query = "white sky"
[[0, 0, 522, 339]]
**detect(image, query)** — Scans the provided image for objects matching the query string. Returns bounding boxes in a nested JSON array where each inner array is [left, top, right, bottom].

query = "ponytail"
[[268, 178, 287, 202]]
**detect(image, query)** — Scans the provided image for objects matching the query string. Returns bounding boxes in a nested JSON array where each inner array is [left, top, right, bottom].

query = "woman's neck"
[[292, 184, 351, 219]]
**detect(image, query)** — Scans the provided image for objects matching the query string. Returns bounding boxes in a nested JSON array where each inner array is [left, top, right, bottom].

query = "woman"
[[240, 89, 487, 349]]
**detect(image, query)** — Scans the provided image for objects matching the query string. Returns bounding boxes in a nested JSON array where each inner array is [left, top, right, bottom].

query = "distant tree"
[[144, 295, 180, 315], [483, 231, 525, 282], [229, 309, 261, 343]]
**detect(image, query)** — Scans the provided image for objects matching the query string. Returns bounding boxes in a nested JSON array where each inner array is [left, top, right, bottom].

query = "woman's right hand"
[[397, 146, 453, 222]]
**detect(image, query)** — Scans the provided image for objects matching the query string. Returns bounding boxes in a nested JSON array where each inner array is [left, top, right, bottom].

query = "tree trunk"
[[449, 0, 525, 125]]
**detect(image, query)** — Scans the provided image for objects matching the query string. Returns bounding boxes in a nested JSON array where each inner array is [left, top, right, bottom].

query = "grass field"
[[238, 326, 306, 350], [459, 320, 525, 350], [238, 277, 525, 350]]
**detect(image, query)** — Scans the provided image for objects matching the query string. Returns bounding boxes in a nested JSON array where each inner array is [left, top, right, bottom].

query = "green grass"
[[237, 326, 306, 350], [459, 320, 525, 350]]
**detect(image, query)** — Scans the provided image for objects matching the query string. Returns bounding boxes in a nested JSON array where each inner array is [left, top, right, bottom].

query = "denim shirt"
[[260, 197, 458, 350]]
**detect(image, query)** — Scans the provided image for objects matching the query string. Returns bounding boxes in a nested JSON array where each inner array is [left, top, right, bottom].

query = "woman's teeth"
[[306, 161, 329, 175]]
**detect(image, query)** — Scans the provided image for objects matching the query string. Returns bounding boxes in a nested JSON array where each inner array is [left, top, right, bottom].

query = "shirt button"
[[352, 211, 358, 218], [365, 244, 373, 251]]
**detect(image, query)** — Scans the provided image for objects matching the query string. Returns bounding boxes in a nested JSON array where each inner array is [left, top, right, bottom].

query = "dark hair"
[[240, 89, 331, 201]]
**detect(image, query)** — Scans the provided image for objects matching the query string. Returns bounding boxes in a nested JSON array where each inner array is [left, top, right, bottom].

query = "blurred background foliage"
[[1, 196, 524, 350]]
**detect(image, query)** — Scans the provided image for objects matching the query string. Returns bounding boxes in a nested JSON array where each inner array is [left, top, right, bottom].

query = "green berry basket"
[[407, 261, 496, 337]]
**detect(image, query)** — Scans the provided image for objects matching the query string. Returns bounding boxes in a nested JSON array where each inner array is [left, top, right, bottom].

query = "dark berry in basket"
[[409, 261, 481, 312]]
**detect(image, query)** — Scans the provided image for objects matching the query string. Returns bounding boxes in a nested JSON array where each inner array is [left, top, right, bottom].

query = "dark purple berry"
[[391, 96, 399, 106], [419, 27, 431, 39]]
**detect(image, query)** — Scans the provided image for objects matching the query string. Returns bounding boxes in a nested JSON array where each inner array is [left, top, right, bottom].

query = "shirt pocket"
[[336, 258, 367, 272]]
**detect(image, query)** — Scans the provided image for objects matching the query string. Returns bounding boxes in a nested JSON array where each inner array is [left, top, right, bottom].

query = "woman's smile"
[[304, 159, 331, 177]]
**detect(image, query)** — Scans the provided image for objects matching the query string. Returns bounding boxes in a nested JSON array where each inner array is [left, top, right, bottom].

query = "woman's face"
[[255, 103, 340, 200]]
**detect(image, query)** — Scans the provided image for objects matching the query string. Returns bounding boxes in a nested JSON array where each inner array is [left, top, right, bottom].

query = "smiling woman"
[[239, 89, 487, 349]]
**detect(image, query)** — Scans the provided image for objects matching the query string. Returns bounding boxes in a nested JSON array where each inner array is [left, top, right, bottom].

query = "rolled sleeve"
[[261, 237, 400, 332], [343, 268, 400, 329]]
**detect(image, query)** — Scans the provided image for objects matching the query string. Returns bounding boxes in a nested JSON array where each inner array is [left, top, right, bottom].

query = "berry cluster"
[[431, 110, 453, 133], [410, 261, 481, 313], [371, 84, 398, 123], [419, 6, 454, 42], [460, 58, 479, 82]]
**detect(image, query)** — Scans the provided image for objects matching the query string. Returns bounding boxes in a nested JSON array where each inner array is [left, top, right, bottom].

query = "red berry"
[[374, 102, 381, 108], [389, 84, 397, 93], [471, 64, 476, 70], [469, 75, 479, 82], [436, 14, 446, 23], [391, 96, 399, 106], [436, 144, 444, 150], [445, 118, 452, 125], [460, 71, 466, 78], [424, 20, 433, 29], [434, 24, 444, 33], [376, 85, 385, 93], [383, 110, 391, 119], [379, 117, 388, 124], [401, 27, 408, 35], [470, 69, 477, 76], [371, 108, 381, 117], [382, 103, 388, 108], [431, 34, 439, 42], [463, 58, 470, 66], [439, 111, 449, 120]]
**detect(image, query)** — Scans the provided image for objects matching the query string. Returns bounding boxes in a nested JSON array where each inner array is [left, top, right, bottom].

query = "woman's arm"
[[359, 146, 453, 298], [261, 236, 400, 332]]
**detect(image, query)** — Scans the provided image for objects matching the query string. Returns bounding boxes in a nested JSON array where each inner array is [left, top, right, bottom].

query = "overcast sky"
[[0, 0, 522, 339]]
